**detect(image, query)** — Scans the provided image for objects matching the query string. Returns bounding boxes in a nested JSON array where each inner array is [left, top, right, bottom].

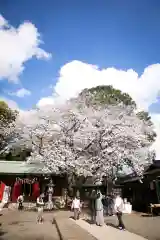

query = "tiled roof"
[[0, 160, 46, 175]]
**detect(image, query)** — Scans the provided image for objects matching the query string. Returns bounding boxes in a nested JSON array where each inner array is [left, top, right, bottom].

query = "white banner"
[[2, 186, 11, 204]]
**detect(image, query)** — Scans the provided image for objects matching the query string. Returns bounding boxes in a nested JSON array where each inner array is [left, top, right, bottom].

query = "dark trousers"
[[91, 209, 96, 223], [74, 208, 80, 220], [106, 205, 113, 216], [18, 202, 23, 210], [117, 212, 125, 229]]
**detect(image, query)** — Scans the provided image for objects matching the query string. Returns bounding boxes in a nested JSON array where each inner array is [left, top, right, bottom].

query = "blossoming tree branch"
[[12, 85, 156, 182]]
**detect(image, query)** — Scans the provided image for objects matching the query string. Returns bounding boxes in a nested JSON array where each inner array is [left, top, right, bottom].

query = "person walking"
[[95, 191, 104, 226], [114, 194, 125, 230], [71, 196, 81, 220], [108, 194, 114, 216], [90, 189, 96, 223], [37, 194, 44, 223]]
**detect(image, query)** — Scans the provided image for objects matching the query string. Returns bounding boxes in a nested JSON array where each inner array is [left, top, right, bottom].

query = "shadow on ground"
[[141, 214, 154, 218], [8, 220, 35, 225], [84, 218, 119, 229], [85, 219, 97, 225], [0, 230, 7, 240], [105, 222, 119, 229], [141, 214, 160, 218]]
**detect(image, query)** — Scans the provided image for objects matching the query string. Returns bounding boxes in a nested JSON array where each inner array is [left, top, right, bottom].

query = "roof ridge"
[[0, 161, 25, 163]]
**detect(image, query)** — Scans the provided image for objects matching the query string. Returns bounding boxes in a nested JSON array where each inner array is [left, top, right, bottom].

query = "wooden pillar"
[[155, 180, 160, 203]]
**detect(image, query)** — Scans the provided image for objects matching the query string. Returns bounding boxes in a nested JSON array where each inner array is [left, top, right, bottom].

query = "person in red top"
[[0, 182, 5, 201]]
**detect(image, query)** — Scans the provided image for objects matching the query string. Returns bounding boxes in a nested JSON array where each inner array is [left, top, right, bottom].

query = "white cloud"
[[0, 14, 51, 83], [53, 61, 160, 111], [37, 60, 160, 158], [37, 96, 55, 107], [17, 109, 38, 124], [9, 88, 31, 98], [0, 15, 7, 27]]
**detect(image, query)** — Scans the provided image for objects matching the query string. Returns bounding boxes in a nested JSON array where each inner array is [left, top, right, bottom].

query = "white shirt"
[[71, 198, 81, 209], [17, 195, 24, 203], [114, 196, 124, 212]]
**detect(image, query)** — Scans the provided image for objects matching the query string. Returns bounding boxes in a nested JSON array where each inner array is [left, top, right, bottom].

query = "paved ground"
[[104, 213, 160, 240], [0, 210, 59, 240], [55, 217, 96, 240], [0, 210, 96, 240], [75, 219, 146, 240], [1, 209, 160, 240], [50, 210, 160, 240]]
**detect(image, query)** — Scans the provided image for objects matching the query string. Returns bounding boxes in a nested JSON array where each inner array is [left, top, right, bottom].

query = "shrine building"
[[0, 160, 66, 203]]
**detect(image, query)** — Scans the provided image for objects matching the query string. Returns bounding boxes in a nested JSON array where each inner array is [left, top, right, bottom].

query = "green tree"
[[0, 101, 18, 153], [80, 85, 136, 107]]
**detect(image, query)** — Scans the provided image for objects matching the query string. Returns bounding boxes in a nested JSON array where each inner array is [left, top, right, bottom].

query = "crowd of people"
[[71, 190, 126, 230], [16, 189, 126, 230]]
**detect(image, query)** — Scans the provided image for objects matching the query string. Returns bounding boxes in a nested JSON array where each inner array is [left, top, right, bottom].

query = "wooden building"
[[117, 161, 160, 212], [0, 161, 67, 203]]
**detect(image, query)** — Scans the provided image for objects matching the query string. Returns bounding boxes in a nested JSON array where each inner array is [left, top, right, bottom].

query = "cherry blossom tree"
[[14, 88, 156, 183]]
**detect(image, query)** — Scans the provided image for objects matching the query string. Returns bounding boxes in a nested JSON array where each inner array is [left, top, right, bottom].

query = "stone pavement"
[[74, 219, 147, 240], [104, 213, 160, 240], [0, 210, 60, 240], [82, 209, 160, 240], [55, 217, 96, 240], [1, 209, 159, 240]]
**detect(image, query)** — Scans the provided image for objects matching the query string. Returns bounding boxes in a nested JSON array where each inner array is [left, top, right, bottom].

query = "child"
[[71, 196, 81, 220], [37, 195, 44, 223], [17, 194, 24, 210]]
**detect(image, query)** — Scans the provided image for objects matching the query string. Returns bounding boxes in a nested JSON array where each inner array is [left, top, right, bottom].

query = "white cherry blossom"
[[14, 92, 155, 182]]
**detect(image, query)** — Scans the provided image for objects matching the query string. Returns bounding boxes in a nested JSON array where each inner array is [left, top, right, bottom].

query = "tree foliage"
[[14, 86, 156, 182], [136, 111, 152, 123], [0, 101, 18, 152], [136, 111, 157, 141], [81, 85, 136, 107]]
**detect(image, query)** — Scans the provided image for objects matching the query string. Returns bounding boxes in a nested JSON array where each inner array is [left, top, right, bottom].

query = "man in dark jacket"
[[102, 195, 113, 216], [90, 189, 96, 223]]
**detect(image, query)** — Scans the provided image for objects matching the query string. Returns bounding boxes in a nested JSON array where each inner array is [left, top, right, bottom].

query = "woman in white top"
[[37, 195, 44, 223], [71, 196, 81, 220], [114, 195, 125, 230], [95, 191, 104, 226]]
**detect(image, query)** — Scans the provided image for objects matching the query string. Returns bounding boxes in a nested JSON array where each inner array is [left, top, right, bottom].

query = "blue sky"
[[1, 0, 160, 112]]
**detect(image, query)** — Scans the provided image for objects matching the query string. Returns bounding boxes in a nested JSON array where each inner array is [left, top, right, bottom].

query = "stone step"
[[55, 217, 96, 240]]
